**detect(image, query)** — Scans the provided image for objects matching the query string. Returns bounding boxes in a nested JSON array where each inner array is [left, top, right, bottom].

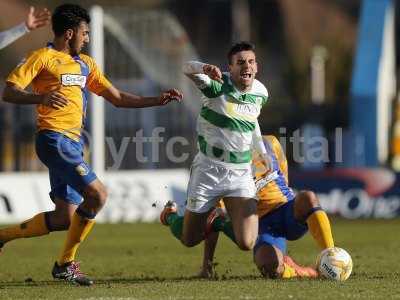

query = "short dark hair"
[[227, 41, 255, 64], [52, 4, 91, 36]]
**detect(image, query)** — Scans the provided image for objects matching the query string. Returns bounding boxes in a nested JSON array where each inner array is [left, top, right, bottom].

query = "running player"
[[176, 42, 269, 253], [161, 135, 334, 279], [0, 6, 50, 50], [0, 4, 182, 286]]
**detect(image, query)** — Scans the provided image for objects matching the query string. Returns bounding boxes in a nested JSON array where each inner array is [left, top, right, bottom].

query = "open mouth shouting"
[[240, 71, 253, 80]]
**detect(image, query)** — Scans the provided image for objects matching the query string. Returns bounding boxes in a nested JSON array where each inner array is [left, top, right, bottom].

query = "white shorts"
[[186, 153, 256, 213]]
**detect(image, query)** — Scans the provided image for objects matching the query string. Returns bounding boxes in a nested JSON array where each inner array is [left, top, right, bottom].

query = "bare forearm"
[[101, 86, 182, 108], [115, 91, 161, 108], [2, 84, 42, 104]]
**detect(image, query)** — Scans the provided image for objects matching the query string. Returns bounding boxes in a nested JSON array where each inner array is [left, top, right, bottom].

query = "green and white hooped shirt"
[[192, 72, 268, 165]]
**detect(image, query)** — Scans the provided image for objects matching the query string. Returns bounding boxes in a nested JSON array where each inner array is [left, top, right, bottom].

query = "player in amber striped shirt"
[[1, 4, 182, 286]]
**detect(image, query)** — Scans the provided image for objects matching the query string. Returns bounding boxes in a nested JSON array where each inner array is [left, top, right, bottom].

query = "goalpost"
[[89, 5, 105, 175], [89, 5, 201, 172]]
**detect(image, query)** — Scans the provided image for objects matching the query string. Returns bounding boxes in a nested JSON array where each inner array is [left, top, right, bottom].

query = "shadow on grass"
[[0, 275, 263, 288], [2, 272, 391, 288]]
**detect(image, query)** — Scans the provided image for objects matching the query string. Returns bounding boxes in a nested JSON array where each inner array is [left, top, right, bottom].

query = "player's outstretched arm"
[[199, 231, 219, 278], [99, 85, 183, 108], [2, 83, 68, 109], [183, 61, 223, 84], [0, 7, 50, 50]]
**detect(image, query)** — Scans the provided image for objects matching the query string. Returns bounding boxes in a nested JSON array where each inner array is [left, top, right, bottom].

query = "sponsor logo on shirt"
[[61, 74, 87, 88], [255, 171, 279, 191], [234, 103, 260, 117], [226, 102, 260, 121]]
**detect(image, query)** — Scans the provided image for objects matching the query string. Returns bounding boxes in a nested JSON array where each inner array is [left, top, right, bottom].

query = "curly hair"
[[227, 41, 255, 64], [52, 4, 91, 36]]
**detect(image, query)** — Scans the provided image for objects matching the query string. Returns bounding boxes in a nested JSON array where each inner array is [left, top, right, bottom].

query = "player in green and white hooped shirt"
[[161, 42, 270, 253]]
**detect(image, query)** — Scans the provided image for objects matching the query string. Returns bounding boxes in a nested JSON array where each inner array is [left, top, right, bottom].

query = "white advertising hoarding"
[[0, 169, 189, 224]]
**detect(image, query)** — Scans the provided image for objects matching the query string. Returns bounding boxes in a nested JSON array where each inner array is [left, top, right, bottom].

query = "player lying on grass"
[[161, 135, 335, 279]]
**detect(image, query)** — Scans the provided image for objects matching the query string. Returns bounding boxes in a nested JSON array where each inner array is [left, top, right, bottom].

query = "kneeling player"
[[161, 135, 335, 279]]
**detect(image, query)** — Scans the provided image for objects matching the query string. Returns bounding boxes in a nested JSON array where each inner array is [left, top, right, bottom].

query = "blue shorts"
[[254, 200, 308, 254], [36, 130, 97, 205]]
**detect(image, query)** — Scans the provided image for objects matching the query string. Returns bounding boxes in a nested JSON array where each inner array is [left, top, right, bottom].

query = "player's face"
[[69, 21, 90, 56], [229, 50, 258, 91]]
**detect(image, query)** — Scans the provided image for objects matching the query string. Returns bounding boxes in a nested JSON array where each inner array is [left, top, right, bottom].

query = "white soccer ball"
[[316, 247, 353, 281]]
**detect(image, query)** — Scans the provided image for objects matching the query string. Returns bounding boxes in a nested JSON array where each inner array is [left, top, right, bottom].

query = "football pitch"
[[0, 218, 399, 299]]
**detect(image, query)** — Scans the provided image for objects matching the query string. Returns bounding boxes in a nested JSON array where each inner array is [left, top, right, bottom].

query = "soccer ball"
[[316, 247, 353, 281]]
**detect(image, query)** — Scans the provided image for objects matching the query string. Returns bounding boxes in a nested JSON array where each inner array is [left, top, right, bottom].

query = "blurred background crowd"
[[0, 0, 398, 172]]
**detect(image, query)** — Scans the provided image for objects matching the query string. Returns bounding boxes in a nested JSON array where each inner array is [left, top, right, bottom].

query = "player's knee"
[[92, 188, 107, 209], [96, 185, 108, 207], [84, 184, 108, 209], [298, 190, 319, 208], [180, 239, 197, 248], [180, 236, 201, 248], [294, 190, 320, 222], [295, 191, 320, 215], [236, 237, 256, 251], [49, 210, 72, 231], [57, 218, 71, 230]]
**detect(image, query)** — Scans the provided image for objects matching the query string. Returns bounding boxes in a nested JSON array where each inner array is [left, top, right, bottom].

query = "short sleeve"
[[200, 79, 223, 98], [261, 95, 268, 106], [82, 56, 112, 95], [6, 50, 46, 89], [199, 73, 231, 98], [252, 79, 269, 106]]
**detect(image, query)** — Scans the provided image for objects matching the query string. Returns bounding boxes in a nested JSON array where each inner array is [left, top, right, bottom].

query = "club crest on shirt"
[[76, 163, 89, 176], [61, 74, 87, 88]]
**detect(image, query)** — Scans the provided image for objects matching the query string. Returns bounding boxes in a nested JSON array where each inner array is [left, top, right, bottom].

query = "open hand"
[[203, 64, 223, 84], [41, 91, 68, 109], [159, 89, 183, 105], [25, 6, 51, 31]]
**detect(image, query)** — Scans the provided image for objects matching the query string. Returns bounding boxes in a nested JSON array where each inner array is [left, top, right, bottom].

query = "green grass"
[[0, 218, 399, 299]]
